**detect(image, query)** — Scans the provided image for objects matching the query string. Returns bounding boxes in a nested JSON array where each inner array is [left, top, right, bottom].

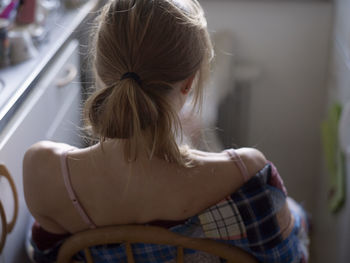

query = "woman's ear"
[[181, 75, 195, 95]]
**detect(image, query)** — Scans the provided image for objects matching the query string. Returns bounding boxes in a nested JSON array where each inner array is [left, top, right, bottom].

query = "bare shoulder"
[[24, 140, 75, 160], [23, 140, 79, 183], [235, 147, 268, 178], [188, 147, 267, 170], [23, 141, 77, 233], [23, 141, 77, 172], [24, 141, 54, 178], [23, 141, 76, 213], [173, 147, 267, 218]]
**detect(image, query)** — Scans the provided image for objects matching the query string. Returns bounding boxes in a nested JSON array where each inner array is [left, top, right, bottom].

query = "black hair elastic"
[[120, 72, 142, 86]]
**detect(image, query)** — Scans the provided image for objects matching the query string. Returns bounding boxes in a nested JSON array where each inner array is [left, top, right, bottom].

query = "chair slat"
[[0, 165, 18, 233], [0, 201, 7, 254], [125, 241, 135, 263], [84, 248, 94, 263], [177, 246, 184, 263]]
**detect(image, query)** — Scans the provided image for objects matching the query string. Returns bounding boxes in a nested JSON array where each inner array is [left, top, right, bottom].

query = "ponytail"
[[84, 75, 184, 164]]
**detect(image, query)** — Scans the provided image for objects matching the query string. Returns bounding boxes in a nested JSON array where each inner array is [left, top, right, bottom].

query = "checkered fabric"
[[230, 164, 285, 251], [198, 163, 287, 252], [221, 202, 309, 263], [198, 197, 247, 240]]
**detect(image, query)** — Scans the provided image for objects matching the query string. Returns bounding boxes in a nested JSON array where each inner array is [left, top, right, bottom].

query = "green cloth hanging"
[[321, 103, 346, 213]]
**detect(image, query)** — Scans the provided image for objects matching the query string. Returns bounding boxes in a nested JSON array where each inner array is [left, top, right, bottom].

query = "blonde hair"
[[84, 0, 213, 166]]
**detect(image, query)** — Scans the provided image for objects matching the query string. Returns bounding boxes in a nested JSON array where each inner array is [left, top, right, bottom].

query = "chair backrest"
[[57, 225, 258, 263], [0, 165, 18, 254]]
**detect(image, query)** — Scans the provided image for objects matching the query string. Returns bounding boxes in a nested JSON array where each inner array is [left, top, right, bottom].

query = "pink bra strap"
[[60, 150, 97, 229], [225, 149, 250, 182]]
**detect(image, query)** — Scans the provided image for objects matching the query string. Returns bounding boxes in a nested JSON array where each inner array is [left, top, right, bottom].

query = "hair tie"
[[120, 72, 142, 86]]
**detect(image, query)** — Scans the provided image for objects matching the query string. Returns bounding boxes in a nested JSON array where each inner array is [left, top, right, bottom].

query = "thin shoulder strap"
[[60, 150, 97, 229], [225, 149, 250, 182]]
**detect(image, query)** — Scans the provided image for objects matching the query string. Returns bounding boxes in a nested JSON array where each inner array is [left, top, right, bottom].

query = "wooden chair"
[[57, 224, 258, 263], [0, 165, 19, 254]]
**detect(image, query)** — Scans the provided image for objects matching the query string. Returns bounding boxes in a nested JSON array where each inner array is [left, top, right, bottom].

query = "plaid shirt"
[[199, 163, 288, 251], [31, 163, 309, 263]]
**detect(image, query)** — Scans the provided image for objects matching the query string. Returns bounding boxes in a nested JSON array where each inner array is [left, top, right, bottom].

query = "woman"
[[23, 0, 309, 262]]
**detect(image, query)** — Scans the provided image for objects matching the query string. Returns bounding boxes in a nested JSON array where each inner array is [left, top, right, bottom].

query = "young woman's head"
[[85, 0, 213, 165]]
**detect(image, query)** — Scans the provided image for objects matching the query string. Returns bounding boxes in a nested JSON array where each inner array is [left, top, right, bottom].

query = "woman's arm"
[[23, 141, 72, 234]]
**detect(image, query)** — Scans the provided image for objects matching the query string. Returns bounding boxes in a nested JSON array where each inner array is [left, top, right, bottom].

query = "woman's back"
[[23, 140, 267, 234]]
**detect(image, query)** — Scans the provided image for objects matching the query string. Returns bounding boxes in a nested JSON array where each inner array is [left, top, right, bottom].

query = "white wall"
[[313, 0, 350, 262], [201, 1, 333, 215]]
